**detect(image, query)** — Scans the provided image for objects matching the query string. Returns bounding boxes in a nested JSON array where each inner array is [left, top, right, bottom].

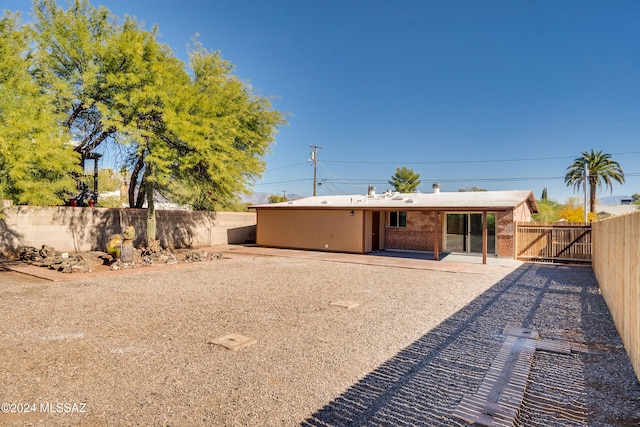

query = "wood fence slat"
[[592, 211, 640, 382], [516, 222, 591, 264]]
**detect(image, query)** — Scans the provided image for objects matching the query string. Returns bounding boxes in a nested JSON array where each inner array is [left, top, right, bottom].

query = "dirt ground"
[[0, 250, 638, 426]]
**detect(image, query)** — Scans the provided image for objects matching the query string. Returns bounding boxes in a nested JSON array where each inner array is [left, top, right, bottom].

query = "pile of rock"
[[18, 245, 223, 273], [19, 246, 103, 273], [110, 245, 222, 270]]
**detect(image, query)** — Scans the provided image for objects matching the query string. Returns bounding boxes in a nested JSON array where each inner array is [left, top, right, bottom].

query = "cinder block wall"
[[0, 206, 256, 256]]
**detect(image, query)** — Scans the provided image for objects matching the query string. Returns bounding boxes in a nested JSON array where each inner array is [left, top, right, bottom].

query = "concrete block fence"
[[0, 205, 256, 256]]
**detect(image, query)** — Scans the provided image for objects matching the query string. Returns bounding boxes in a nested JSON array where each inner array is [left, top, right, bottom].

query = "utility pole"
[[584, 163, 589, 224], [310, 145, 323, 196]]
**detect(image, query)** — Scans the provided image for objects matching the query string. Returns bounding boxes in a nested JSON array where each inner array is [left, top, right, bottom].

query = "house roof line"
[[250, 205, 526, 212], [250, 190, 538, 213]]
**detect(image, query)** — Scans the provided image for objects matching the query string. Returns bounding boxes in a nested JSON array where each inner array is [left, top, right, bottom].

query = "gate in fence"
[[516, 222, 592, 264]]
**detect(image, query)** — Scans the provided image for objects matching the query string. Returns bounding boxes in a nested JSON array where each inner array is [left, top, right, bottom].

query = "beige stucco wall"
[[256, 209, 365, 253], [512, 201, 534, 222], [0, 206, 256, 256]]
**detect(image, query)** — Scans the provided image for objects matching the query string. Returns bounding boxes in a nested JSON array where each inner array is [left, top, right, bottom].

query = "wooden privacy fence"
[[592, 212, 640, 382], [515, 222, 591, 264]]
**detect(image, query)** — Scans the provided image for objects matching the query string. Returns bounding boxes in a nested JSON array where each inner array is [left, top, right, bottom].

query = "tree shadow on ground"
[[302, 264, 640, 427]]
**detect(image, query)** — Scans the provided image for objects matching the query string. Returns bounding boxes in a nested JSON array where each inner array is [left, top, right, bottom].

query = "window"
[[389, 211, 407, 228]]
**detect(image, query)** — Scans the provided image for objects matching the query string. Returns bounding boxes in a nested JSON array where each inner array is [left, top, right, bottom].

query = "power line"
[[253, 172, 640, 187], [254, 178, 312, 186], [326, 176, 565, 184], [323, 151, 640, 166], [265, 161, 309, 172]]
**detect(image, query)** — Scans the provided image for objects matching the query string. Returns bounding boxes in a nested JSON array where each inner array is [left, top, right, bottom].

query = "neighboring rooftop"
[[596, 204, 639, 217], [598, 195, 637, 206]]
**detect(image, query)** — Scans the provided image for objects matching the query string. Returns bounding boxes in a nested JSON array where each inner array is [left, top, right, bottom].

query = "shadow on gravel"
[[302, 263, 640, 427]]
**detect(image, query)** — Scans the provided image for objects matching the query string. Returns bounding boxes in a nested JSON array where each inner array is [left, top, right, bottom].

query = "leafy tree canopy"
[[2, 0, 286, 244], [532, 198, 560, 222], [557, 197, 597, 223], [388, 167, 421, 193], [1, 0, 286, 216], [0, 12, 81, 205], [268, 194, 288, 204]]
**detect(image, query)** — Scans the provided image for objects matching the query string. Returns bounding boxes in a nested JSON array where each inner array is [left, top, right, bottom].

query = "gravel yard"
[[0, 252, 638, 426]]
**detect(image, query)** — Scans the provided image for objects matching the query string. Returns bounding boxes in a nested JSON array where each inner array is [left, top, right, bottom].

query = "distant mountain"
[[241, 192, 304, 205]]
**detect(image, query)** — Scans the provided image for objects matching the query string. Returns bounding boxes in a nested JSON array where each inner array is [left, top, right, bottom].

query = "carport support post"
[[482, 210, 488, 265], [434, 211, 440, 261]]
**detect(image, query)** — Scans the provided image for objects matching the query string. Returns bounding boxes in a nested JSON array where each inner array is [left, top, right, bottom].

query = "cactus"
[[120, 226, 135, 263], [122, 225, 135, 242], [107, 226, 135, 262], [106, 234, 123, 259]]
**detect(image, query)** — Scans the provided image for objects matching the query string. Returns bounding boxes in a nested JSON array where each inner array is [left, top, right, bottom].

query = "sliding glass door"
[[445, 213, 496, 254]]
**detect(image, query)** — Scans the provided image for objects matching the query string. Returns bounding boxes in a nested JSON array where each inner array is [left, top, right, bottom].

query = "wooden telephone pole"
[[310, 145, 323, 196]]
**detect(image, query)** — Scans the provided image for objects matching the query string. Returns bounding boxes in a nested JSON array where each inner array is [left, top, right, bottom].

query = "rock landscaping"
[[18, 244, 223, 273]]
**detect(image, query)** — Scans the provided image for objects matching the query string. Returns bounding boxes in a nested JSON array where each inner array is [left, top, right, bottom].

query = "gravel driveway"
[[1, 252, 638, 426]]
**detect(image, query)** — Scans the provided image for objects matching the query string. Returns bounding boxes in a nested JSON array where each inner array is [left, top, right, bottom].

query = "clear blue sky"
[[4, 0, 640, 202]]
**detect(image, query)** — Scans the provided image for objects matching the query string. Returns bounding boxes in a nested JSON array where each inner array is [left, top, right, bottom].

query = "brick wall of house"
[[384, 211, 440, 252], [496, 210, 515, 258], [384, 209, 519, 258]]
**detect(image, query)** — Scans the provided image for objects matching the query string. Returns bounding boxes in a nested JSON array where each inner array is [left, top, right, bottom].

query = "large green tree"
[[565, 149, 625, 213], [532, 198, 561, 222], [388, 167, 421, 193], [0, 13, 81, 205], [20, 0, 285, 244]]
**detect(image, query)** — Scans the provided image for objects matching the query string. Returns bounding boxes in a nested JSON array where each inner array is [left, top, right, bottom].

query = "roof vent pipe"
[[432, 183, 441, 193], [368, 185, 376, 197]]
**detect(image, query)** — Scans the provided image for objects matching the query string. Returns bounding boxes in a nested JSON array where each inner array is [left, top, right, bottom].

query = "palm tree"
[[565, 149, 625, 213]]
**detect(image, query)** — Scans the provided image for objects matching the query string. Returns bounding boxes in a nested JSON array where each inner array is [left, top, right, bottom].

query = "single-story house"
[[250, 188, 538, 262]]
